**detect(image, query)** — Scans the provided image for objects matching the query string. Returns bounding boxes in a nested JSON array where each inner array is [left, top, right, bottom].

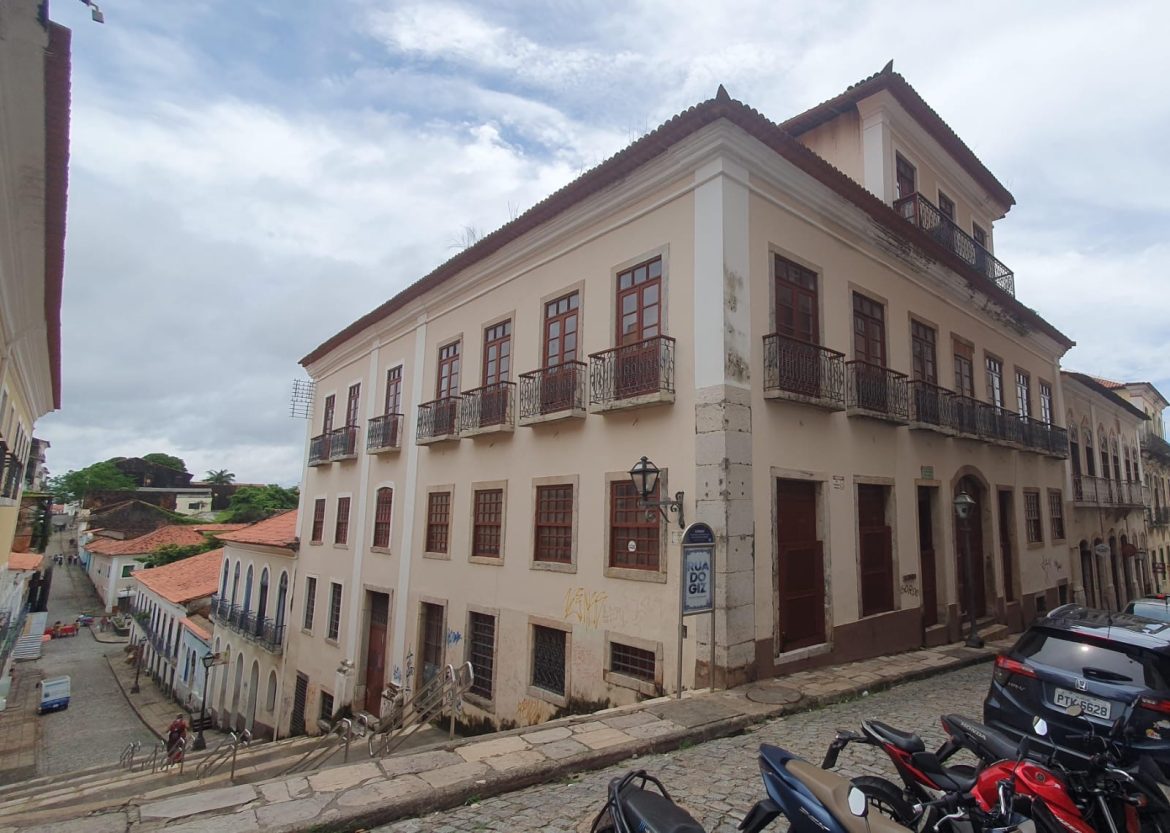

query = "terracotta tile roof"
[[1088, 376, 1125, 390], [86, 524, 219, 557], [1061, 372, 1149, 421], [217, 510, 298, 551], [301, 79, 1069, 367], [193, 523, 248, 533], [780, 62, 1015, 210], [181, 614, 212, 642], [8, 552, 44, 572], [134, 548, 224, 605]]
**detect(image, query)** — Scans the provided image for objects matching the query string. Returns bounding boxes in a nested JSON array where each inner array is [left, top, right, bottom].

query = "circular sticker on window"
[[627, 540, 637, 552]]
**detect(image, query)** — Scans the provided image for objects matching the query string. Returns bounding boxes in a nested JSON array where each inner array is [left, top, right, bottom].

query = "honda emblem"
[[1075, 678, 1087, 692]]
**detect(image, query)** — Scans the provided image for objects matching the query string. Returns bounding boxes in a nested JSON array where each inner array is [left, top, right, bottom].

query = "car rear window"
[[1128, 602, 1170, 623], [1016, 631, 1170, 689]]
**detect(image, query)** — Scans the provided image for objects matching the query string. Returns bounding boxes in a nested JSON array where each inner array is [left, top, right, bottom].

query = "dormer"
[[784, 62, 1018, 296]]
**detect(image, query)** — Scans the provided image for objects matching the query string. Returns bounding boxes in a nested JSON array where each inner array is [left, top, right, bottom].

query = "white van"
[[37, 676, 70, 713]]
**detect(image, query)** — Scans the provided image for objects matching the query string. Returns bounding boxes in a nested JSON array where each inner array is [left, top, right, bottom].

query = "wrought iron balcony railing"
[[367, 413, 404, 452], [416, 398, 461, 443], [327, 425, 358, 460], [0, 452, 22, 498], [589, 336, 675, 408], [308, 433, 330, 466], [459, 382, 516, 433], [254, 619, 285, 653], [1150, 506, 1170, 528], [1073, 475, 1145, 509], [894, 192, 1015, 297], [908, 380, 958, 431], [1142, 432, 1170, 464], [762, 334, 845, 409], [519, 362, 587, 421], [1019, 417, 1069, 458], [845, 361, 909, 422], [976, 405, 1023, 446], [209, 595, 232, 623]]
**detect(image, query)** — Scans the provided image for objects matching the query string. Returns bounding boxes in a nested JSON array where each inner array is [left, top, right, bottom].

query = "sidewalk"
[[5, 632, 1013, 833], [0, 663, 42, 785]]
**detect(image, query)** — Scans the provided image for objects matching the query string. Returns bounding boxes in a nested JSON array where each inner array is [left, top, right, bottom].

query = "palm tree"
[[205, 469, 235, 484]]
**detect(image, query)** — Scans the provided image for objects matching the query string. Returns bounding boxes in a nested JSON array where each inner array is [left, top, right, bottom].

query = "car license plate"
[[1053, 687, 1111, 719]]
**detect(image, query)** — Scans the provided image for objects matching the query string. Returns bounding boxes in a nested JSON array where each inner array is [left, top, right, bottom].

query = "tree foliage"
[[46, 461, 135, 503], [221, 484, 298, 523], [143, 452, 188, 472], [143, 539, 217, 569], [204, 469, 236, 484]]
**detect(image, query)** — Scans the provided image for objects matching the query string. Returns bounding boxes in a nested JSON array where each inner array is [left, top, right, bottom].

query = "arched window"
[[230, 562, 241, 605], [266, 670, 278, 711], [275, 572, 289, 633], [1111, 437, 1121, 483], [258, 568, 270, 625], [1084, 426, 1096, 476], [221, 560, 230, 598], [243, 565, 254, 612], [372, 487, 394, 548], [1124, 447, 1133, 482]]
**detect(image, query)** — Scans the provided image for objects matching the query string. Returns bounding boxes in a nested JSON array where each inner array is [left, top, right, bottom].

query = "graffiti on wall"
[[563, 587, 608, 628]]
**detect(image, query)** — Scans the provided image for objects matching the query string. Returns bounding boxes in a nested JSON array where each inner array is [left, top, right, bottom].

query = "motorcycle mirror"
[[1065, 704, 1083, 718], [1032, 717, 1048, 737], [847, 787, 869, 818]]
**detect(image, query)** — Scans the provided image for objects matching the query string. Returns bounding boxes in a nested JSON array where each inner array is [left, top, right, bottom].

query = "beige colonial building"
[[0, 0, 68, 634], [287, 65, 1076, 733], [1060, 372, 1150, 609], [207, 510, 297, 738]]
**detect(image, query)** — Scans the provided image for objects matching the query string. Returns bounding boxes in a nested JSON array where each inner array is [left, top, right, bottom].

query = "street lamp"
[[130, 639, 144, 694], [194, 652, 217, 751], [628, 456, 685, 529], [953, 491, 984, 649]]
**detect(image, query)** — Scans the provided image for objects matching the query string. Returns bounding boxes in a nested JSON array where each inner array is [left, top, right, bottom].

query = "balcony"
[[459, 382, 516, 437], [416, 398, 461, 445], [1074, 475, 1146, 509], [0, 451, 22, 499], [1143, 432, 1170, 465], [254, 618, 285, 653], [308, 433, 331, 466], [1019, 417, 1069, 458], [762, 334, 845, 411], [327, 425, 359, 461], [209, 595, 232, 623], [519, 362, 587, 425], [845, 361, 909, 423], [908, 380, 959, 434], [367, 413, 404, 453], [1149, 507, 1170, 528], [894, 193, 1015, 297], [589, 336, 675, 413]]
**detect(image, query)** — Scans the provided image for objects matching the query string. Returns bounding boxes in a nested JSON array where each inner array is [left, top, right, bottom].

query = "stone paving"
[[376, 663, 993, 833], [0, 633, 1010, 832]]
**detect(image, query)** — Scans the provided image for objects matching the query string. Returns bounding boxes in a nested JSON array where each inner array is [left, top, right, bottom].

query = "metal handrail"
[[194, 729, 251, 779], [119, 739, 141, 770], [281, 718, 353, 775], [368, 661, 475, 759]]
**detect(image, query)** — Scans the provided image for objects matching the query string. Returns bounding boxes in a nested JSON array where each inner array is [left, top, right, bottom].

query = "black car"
[[984, 604, 1170, 771]]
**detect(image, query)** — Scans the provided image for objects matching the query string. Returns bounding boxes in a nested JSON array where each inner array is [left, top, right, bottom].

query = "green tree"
[[46, 461, 135, 503], [221, 484, 298, 523], [204, 469, 236, 484], [144, 540, 217, 568], [142, 452, 187, 472]]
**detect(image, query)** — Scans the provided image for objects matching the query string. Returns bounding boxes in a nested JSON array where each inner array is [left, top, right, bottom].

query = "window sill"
[[1026, 541, 1046, 551], [464, 692, 495, 714], [324, 637, 339, 647], [469, 555, 503, 566], [332, 543, 350, 550], [527, 684, 567, 709], [604, 565, 667, 584], [531, 560, 576, 574], [423, 551, 451, 561], [603, 669, 659, 697], [309, 540, 324, 546], [370, 546, 393, 555]]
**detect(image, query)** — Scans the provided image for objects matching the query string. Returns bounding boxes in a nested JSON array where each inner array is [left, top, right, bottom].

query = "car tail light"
[[993, 655, 1037, 684], [1138, 696, 1170, 715]]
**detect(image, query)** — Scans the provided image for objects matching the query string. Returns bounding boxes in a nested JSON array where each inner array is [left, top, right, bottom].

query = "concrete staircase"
[[0, 726, 442, 828]]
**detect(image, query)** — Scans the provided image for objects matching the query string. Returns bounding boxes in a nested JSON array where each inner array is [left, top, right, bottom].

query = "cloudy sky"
[[39, 0, 1170, 485]]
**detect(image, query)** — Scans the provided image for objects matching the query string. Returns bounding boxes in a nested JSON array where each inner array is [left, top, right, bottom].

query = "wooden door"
[[956, 477, 987, 617], [852, 294, 887, 411], [364, 593, 389, 715], [918, 487, 938, 628], [858, 484, 894, 616], [480, 321, 511, 425], [542, 292, 579, 412], [774, 255, 820, 397], [775, 479, 825, 652], [435, 342, 460, 434], [290, 672, 308, 736], [615, 257, 662, 398], [998, 490, 1016, 603], [418, 602, 445, 690]]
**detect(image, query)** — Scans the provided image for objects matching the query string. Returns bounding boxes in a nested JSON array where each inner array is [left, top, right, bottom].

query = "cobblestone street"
[[35, 562, 157, 775], [377, 663, 990, 833]]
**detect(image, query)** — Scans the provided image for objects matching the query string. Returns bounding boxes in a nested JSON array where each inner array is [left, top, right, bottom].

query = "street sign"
[[683, 546, 714, 614]]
